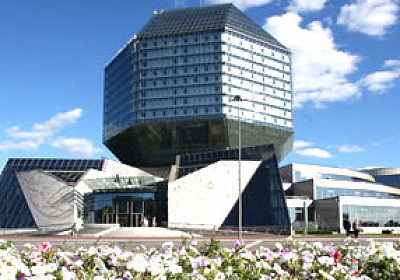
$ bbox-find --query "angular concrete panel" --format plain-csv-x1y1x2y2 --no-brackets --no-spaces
17,171,75,231
168,160,261,230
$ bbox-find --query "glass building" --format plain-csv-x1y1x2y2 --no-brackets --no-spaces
363,168,400,189
281,163,400,233
83,176,167,227
104,4,294,167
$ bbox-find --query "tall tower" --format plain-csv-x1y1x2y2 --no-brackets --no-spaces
103,4,294,167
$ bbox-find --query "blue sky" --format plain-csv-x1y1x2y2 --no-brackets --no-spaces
0,0,399,170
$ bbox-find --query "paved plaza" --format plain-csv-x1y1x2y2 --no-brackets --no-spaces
1,227,400,251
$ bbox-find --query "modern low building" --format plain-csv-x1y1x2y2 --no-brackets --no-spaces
281,163,400,233
0,145,291,234
0,158,163,230
363,168,400,189
103,3,294,167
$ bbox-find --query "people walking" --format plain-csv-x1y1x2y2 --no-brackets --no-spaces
343,217,351,237
353,219,360,238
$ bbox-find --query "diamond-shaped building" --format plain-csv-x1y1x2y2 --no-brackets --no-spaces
103,4,294,167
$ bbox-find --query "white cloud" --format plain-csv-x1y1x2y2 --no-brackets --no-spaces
205,0,273,10
362,70,400,91
0,140,39,152
336,144,365,153
0,108,85,152
384,59,400,67
361,59,400,92
6,108,82,143
337,0,399,36
264,13,361,108
288,0,329,12
50,137,101,157
293,140,313,149
296,148,333,158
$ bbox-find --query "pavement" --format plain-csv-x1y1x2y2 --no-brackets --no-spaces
1,227,400,251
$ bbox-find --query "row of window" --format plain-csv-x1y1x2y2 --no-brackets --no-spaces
141,65,220,77
227,43,288,65
140,77,221,89
140,54,220,68
139,34,220,49
316,186,400,200
138,106,221,118
226,30,289,55
343,205,400,227
140,43,220,58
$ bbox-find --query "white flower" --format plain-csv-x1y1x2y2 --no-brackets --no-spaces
61,267,76,280
31,264,47,276
319,269,335,280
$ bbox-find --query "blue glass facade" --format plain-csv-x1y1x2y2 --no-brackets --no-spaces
343,205,400,227
84,189,167,227
103,42,136,141
316,186,400,200
374,175,400,189
103,4,294,167
0,158,104,228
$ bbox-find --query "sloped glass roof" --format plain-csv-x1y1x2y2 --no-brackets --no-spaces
138,4,284,47
83,176,161,192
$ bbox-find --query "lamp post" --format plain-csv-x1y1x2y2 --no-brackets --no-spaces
232,95,243,239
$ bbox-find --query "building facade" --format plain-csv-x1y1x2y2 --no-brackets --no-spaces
363,168,400,189
104,4,294,167
0,158,163,230
281,163,400,233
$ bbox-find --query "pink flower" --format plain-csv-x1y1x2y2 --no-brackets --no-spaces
333,251,342,263
38,242,51,253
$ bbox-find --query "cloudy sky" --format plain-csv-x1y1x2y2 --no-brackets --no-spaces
0,0,399,169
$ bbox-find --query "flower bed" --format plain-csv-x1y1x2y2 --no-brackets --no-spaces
1,238,400,279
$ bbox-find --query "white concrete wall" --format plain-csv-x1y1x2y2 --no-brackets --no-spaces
168,160,260,230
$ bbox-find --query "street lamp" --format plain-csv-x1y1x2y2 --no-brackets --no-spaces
231,95,243,239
